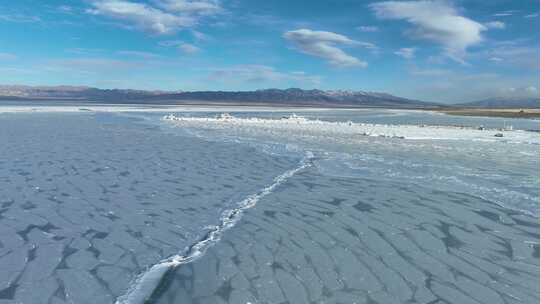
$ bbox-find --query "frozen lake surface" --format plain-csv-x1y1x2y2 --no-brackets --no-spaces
1,106,540,304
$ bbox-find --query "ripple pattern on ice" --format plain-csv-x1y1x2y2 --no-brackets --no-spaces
115,154,312,304
0,113,297,304
152,170,540,304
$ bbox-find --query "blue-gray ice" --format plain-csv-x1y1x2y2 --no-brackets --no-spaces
1,108,540,304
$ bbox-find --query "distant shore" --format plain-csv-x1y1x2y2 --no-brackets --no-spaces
2,100,539,119
438,108,540,119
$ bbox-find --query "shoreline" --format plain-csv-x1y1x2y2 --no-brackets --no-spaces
2,102,540,119
0,104,435,114
0,98,438,111
438,108,540,119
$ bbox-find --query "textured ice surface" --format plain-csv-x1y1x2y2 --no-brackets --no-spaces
0,112,297,303
1,108,540,304
164,114,540,216
154,170,540,304
115,154,312,304
156,111,540,304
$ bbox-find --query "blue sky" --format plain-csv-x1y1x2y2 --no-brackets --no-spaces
0,0,539,103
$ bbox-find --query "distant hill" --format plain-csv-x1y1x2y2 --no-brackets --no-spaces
0,85,168,101
0,85,439,109
461,97,540,109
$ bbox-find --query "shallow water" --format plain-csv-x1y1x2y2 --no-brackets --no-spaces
1,108,540,304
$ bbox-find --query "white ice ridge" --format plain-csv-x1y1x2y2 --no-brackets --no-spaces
114,154,313,304
163,113,540,144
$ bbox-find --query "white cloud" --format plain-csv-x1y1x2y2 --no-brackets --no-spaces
192,30,210,41
116,50,161,58
58,5,74,13
357,25,379,32
405,63,540,102
493,13,512,17
489,56,503,62
49,58,138,73
485,21,505,29
0,14,41,23
65,48,105,55
525,86,538,93
525,13,539,18
87,0,217,34
0,53,17,60
498,86,540,98
487,45,540,70
394,47,416,59
283,29,369,67
409,68,451,77
154,0,222,15
178,43,200,54
370,0,486,63
159,40,183,47
208,65,321,85
159,40,200,53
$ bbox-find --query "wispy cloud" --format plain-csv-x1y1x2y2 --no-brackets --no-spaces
58,5,74,13
159,40,183,47
0,52,17,60
403,68,520,102
525,86,538,94
65,48,105,55
370,0,486,63
207,65,321,85
87,0,193,34
0,13,41,23
409,68,451,77
192,30,210,41
394,47,416,59
486,44,540,70
178,43,200,54
357,25,379,32
159,40,200,54
485,21,505,29
525,13,539,18
116,50,161,58
498,86,540,98
283,29,370,67
87,0,221,34
489,56,503,62
49,58,138,72
154,0,222,15
0,67,36,75
404,61,540,102
493,10,518,17
239,13,307,29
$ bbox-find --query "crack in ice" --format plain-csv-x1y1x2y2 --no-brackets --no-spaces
114,153,313,304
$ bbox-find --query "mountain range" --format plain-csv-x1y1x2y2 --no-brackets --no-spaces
0,85,438,109
1,85,539,109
